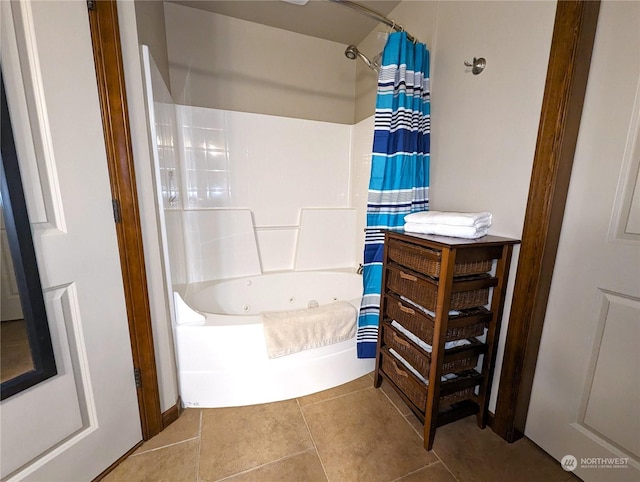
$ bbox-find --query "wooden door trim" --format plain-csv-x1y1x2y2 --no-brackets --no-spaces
491,0,601,441
84,0,601,446
87,0,162,440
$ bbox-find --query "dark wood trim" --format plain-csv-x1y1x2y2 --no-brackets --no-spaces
83,0,601,451
492,0,600,442
486,411,495,429
162,397,183,429
87,0,162,440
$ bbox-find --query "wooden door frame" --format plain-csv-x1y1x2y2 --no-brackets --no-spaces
86,0,600,444
87,0,162,440
491,0,600,441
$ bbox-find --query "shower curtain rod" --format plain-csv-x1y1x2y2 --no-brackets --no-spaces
327,0,417,43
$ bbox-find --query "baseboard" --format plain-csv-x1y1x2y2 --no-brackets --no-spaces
93,397,183,480
92,441,143,481
162,396,183,429
487,410,524,442
486,410,495,428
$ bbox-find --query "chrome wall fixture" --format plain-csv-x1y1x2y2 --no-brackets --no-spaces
344,45,380,73
464,57,486,75
327,0,423,74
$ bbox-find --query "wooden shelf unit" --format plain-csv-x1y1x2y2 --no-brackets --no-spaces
373,231,520,450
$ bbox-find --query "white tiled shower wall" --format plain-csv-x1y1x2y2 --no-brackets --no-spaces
176,106,352,223
155,103,374,282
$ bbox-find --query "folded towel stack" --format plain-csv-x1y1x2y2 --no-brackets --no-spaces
403,210,492,239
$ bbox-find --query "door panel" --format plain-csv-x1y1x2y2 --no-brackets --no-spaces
581,291,640,459
0,1,141,480
526,2,640,481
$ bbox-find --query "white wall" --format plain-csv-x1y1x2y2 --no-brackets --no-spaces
172,105,357,278
350,115,375,260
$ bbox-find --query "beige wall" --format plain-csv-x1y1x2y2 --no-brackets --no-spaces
426,1,556,411
353,0,557,410
164,2,357,124
134,0,171,90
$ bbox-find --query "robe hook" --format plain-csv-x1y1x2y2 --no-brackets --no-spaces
464,57,486,75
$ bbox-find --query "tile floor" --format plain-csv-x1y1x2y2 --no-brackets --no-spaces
105,373,578,482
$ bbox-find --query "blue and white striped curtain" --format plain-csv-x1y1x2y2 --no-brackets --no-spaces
357,32,431,358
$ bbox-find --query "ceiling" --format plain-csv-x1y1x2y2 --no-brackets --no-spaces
166,0,401,45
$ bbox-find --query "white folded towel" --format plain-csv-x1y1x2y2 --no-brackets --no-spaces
388,348,459,384
390,320,471,353
404,210,492,228
404,222,488,239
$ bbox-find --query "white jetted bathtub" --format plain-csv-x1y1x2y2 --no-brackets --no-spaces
173,270,375,408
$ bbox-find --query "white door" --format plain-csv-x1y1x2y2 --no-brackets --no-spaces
526,2,640,481
0,1,141,480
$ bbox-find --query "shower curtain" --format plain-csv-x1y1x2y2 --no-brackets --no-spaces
357,32,430,358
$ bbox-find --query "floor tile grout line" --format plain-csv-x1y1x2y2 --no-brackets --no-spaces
195,409,203,482
379,386,414,421
212,448,317,482
380,388,461,482
296,398,331,482
431,448,460,482
390,461,441,482
378,386,461,482
405,417,427,441
298,385,374,409
130,436,200,457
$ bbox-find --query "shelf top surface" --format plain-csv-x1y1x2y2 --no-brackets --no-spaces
386,230,521,248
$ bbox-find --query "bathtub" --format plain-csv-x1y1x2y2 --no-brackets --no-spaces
173,270,375,408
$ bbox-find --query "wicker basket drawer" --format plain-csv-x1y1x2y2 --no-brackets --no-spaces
384,294,487,344
380,349,475,410
386,265,490,312
381,321,481,377
387,239,492,279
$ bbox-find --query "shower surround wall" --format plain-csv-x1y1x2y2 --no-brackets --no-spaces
157,2,368,283
173,105,357,279
147,53,362,283
144,43,376,411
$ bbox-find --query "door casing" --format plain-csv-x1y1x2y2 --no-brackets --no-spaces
90,0,600,445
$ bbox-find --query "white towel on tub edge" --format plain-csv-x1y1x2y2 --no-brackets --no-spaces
262,301,357,359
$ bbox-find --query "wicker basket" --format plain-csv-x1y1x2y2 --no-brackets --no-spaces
382,322,480,377
384,295,487,344
381,349,475,410
387,239,492,279
386,266,489,312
